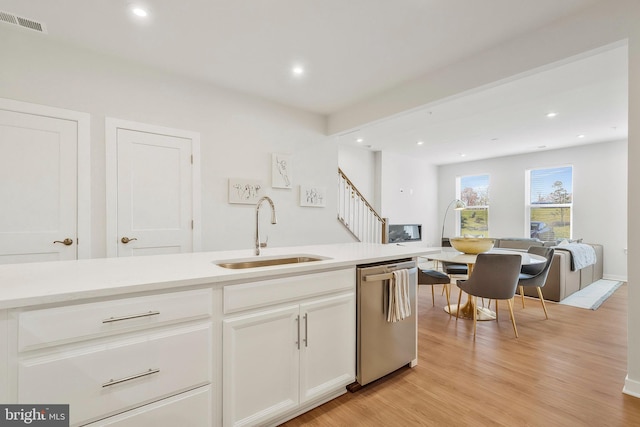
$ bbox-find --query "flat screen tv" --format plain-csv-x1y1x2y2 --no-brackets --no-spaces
388,224,422,243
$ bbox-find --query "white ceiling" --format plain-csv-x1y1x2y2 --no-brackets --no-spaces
1,0,626,164
339,44,628,164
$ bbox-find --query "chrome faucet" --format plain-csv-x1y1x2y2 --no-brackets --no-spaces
255,196,277,255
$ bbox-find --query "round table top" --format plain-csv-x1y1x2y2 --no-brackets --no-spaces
424,248,546,266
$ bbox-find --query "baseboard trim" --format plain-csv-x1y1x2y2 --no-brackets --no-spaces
603,274,627,282
623,375,640,398
266,387,347,426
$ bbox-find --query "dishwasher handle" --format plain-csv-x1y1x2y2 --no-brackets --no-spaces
362,266,417,282
362,272,394,282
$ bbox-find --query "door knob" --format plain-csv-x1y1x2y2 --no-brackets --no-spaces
53,238,73,246
121,237,138,244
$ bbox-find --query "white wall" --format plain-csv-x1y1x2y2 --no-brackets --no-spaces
626,16,640,397
337,148,439,246
0,26,352,257
438,140,628,280
337,145,377,206
378,151,439,246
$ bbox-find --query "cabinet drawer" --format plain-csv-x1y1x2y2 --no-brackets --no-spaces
18,289,212,350
18,323,211,426
224,268,355,314
83,385,211,427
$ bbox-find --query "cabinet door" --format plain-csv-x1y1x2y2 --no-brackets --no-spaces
223,305,300,427
299,293,355,404
0,310,7,403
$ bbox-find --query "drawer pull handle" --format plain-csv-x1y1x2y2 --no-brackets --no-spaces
102,368,160,388
102,310,160,323
303,313,308,347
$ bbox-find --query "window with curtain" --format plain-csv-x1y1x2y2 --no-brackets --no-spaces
527,166,573,241
457,174,489,237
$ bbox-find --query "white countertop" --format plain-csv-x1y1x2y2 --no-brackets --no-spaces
0,243,439,309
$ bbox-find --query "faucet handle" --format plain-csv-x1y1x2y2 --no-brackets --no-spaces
260,235,269,248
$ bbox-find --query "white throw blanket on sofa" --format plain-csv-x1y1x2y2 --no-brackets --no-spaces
555,243,597,271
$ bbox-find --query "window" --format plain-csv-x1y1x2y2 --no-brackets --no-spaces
457,174,489,237
527,166,572,241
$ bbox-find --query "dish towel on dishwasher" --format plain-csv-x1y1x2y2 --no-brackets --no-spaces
387,269,411,322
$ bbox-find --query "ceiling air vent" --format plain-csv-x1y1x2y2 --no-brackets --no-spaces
0,10,47,33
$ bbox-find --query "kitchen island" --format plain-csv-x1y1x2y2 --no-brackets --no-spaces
0,242,437,426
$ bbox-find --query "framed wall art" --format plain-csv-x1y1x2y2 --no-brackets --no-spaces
272,153,292,189
300,185,326,207
228,178,264,204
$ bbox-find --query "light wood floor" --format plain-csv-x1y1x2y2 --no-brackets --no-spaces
281,283,640,426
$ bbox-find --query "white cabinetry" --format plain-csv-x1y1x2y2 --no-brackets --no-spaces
222,268,355,427
0,309,8,403
13,289,213,426
83,386,212,427
299,294,354,403
223,304,300,425
17,289,212,351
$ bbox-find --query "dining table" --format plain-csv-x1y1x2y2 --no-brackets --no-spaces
423,248,546,321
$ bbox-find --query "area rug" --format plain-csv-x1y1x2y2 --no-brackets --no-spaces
559,279,623,310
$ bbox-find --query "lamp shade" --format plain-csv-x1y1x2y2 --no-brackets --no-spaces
441,199,467,244
452,199,466,210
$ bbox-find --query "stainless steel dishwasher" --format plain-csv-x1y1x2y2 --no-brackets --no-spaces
352,258,417,388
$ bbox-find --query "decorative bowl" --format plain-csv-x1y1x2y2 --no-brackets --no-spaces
450,237,495,254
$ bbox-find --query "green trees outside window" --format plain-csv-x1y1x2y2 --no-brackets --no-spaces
458,174,489,237
528,166,573,240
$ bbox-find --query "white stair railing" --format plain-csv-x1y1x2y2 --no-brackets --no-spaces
337,168,388,243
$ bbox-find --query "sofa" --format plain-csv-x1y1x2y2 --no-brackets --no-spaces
493,238,603,302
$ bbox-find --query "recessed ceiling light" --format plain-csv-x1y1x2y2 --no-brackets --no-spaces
546,112,557,118
416,141,424,146
131,7,148,17
356,138,364,143
292,65,304,77
577,134,585,138
459,153,466,157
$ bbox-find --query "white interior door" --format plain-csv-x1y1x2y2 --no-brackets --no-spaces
0,109,78,263
107,119,200,257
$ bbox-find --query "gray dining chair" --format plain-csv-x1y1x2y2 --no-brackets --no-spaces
456,253,522,338
518,246,555,319
418,268,451,312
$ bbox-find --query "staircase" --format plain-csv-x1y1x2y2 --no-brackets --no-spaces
337,168,388,243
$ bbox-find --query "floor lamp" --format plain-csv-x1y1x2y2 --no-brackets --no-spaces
441,199,466,245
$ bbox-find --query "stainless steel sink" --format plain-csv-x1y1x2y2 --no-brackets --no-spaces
216,255,328,269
